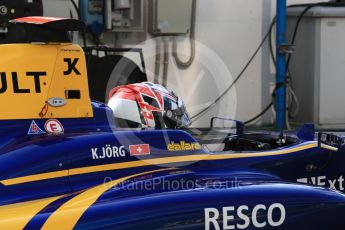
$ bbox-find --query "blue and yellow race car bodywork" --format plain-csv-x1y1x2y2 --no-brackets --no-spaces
0,17,345,230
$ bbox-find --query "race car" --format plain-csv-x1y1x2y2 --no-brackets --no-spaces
0,16,344,230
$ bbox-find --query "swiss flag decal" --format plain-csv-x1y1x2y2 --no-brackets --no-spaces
129,144,150,156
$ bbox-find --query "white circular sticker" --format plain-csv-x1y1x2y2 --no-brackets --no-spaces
0,6,8,16
44,119,64,134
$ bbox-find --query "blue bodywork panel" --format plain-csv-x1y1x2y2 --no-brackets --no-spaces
0,102,345,229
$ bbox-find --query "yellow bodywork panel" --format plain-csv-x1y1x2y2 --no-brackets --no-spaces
0,43,93,119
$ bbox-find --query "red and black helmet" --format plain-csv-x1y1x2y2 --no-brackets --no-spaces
108,82,192,129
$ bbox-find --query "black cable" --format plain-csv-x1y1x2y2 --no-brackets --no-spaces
244,102,273,125
286,2,345,69
269,16,298,119
191,19,276,121
69,0,87,48
239,17,277,126
283,2,345,119
69,0,81,19
245,86,276,126
268,17,277,69
238,2,345,126
208,3,317,125
195,2,345,125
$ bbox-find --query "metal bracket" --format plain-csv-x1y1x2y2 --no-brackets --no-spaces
278,43,296,54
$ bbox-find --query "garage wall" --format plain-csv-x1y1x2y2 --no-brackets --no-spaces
43,0,322,127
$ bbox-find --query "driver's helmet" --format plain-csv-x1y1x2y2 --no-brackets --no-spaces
108,82,192,129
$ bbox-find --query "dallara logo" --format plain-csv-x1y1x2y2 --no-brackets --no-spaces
167,141,202,151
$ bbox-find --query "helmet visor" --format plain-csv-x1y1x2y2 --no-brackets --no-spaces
164,96,192,128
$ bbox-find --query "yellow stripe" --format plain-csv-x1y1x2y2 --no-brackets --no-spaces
1,170,68,186
205,143,317,160
0,195,63,229
42,168,175,230
0,142,318,186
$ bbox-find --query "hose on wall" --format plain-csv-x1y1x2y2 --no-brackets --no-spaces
154,38,162,84
162,38,170,87
172,0,197,69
